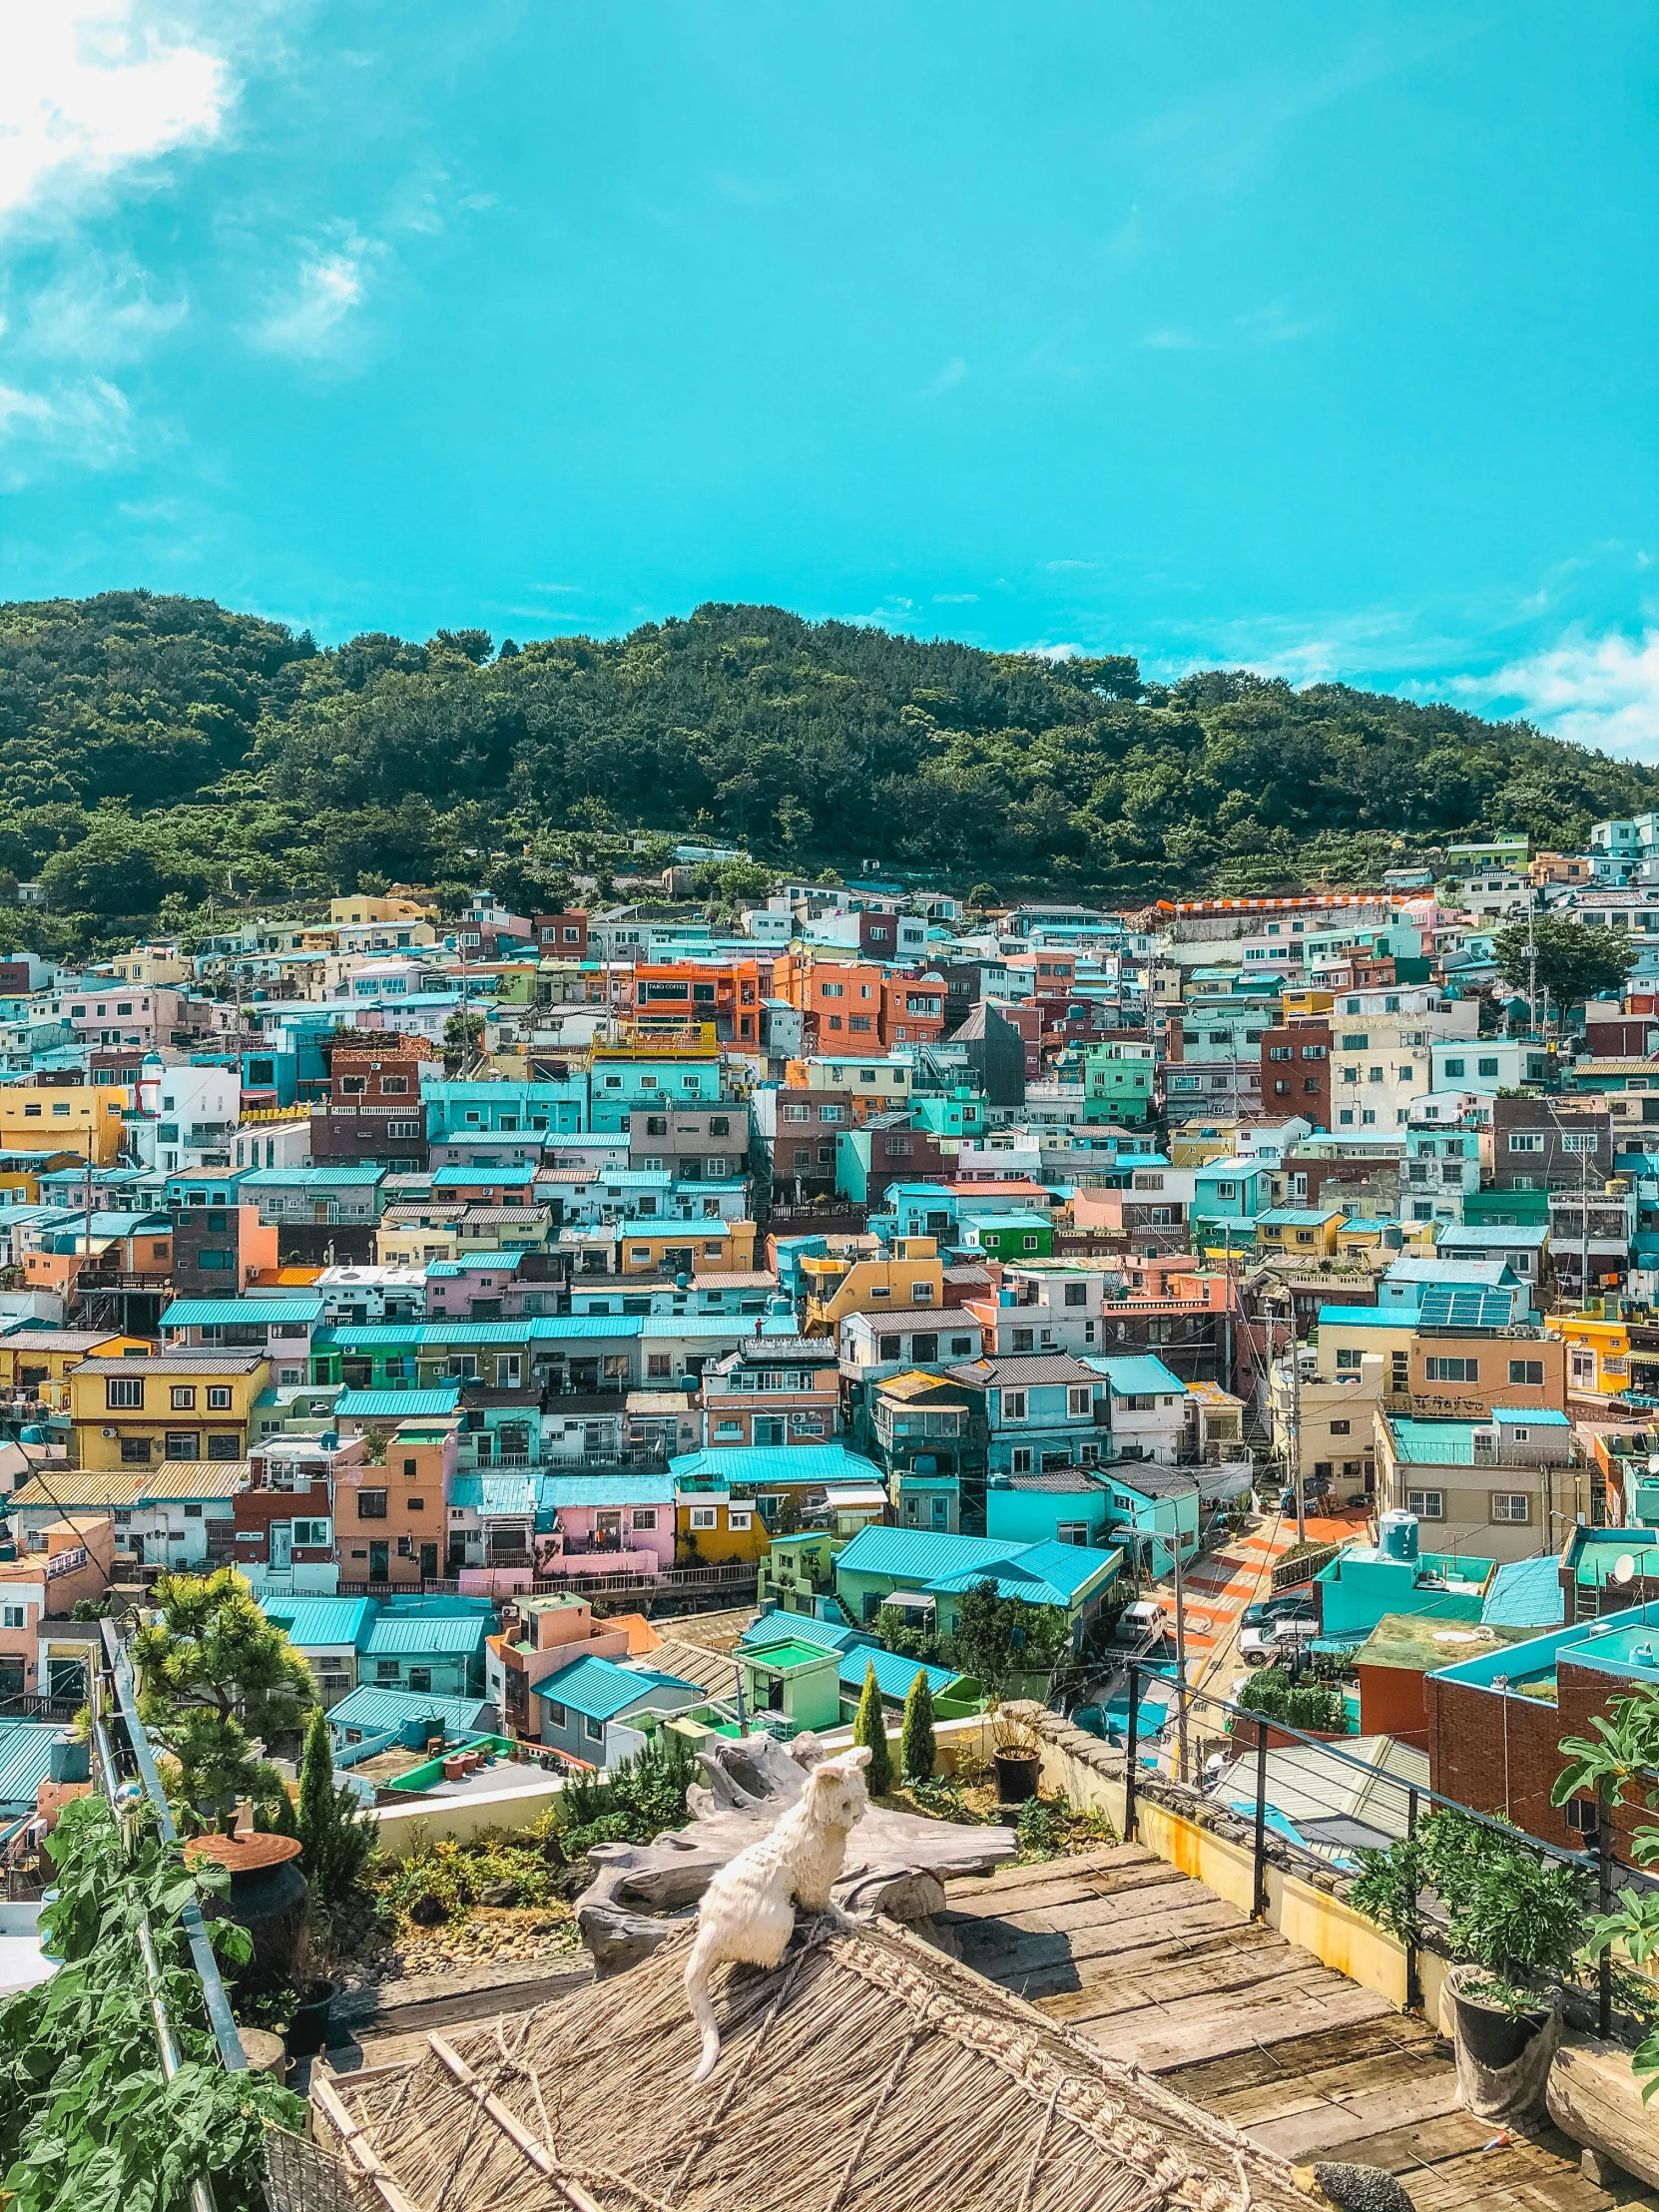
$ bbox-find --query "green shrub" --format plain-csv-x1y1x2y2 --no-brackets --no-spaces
1234,1667,1348,1735
899,1671,936,1783
852,1664,893,1796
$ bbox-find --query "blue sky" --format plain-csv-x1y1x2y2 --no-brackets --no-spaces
3,2,1656,752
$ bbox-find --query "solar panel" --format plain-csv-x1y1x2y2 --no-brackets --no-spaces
1417,1284,1511,1329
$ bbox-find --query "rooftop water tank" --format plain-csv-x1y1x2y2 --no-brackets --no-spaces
1379,1508,1420,1563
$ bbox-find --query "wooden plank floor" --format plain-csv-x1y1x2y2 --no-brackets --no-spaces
940,1846,1659,2212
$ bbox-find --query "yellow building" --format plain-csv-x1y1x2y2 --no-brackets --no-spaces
618,1220,759,1276
1256,1208,1347,1257
1556,1305,1632,1405
1281,989,1336,1019
1168,1119,1240,1168
0,1085,132,1164
376,1209,466,1268
801,1235,945,1334
67,1350,270,1471
0,1329,150,1410
106,945,189,987
328,894,435,925
675,1486,768,1567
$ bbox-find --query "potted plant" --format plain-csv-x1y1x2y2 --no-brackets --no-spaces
990,1703,1042,1807
1355,1810,1588,2092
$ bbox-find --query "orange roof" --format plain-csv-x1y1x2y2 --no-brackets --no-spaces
606,1611,662,1657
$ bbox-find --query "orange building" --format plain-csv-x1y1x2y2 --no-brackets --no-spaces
331,1415,458,1586
624,961,765,1045
775,950,886,1048
879,973,947,1049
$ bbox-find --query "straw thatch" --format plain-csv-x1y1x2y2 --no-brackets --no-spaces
312,1915,1324,2212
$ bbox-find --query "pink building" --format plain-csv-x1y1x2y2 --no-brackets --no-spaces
0,1515,116,1703
486,1592,647,1740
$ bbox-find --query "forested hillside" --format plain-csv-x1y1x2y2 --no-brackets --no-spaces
0,590,1650,950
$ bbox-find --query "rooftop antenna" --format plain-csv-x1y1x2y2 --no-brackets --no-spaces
1610,1552,1637,1589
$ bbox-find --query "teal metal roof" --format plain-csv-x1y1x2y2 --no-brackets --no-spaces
261,1597,375,1649
741,1612,860,1657
1482,1556,1567,1631
242,1165,385,1187
836,1647,957,1702
0,1722,60,1814
669,1443,883,1488
833,1526,1033,1582
540,1472,676,1509
532,1654,700,1721
333,1386,462,1418
1315,1306,1398,1330
433,1164,538,1186
448,1472,538,1515
361,1613,490,1656
327,1685,495,1737
163,1295,325,1326
1387,1420,1482,1465
1082,1354,1186,1396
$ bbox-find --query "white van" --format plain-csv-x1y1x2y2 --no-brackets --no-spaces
1115,1599,1166,1642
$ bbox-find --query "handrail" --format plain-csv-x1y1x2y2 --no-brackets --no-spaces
86,1670,220,2212
99,1619,247,2070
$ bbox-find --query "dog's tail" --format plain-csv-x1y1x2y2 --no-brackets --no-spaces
684,1924,723,2084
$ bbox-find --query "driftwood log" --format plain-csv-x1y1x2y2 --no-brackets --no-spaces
1545,2032,1659,2188
575,1729,1016,1974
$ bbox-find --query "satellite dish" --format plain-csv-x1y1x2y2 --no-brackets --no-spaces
1610,1553,1638,1587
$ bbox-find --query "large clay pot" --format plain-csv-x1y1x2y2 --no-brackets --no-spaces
185,1832,307,1992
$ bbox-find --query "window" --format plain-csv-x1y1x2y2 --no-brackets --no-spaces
632,1508,657,1530
171,1385,197,1410
1334,1347,1362,1371
1341,1033,1369,1050
1010,1447,1033,1473
292,1519,328,1545
584,1715,604,1743
207,1434,241,1460
950,1335,973,1355
1508,1359,1544,1385
1,1605,24,1628
208,1385,232,1409
1443,1058,1465,1079
1068,1386,1092,1416
120,1436,151,1463
1064,1282,1088,1308
106,1376,145,1409
1406,1489,1444,1519
1425,1357,1478,1382
165,1430,200,1459
1491,1493,1530,1523
1002,1390,1027,1420
544,1700,567,1729
690,1506,718,1530
1329,1418,1351,1436
1508,1132,1544,1153
376,1661,401,1683
729,1507,753,1530
357,1489,387,1519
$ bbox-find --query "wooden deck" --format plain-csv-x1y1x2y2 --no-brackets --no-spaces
940,1845,1659,2212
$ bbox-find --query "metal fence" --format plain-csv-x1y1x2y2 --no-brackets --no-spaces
1119,1665,1652,2037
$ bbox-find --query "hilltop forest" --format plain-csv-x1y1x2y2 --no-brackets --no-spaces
0,590,1650,952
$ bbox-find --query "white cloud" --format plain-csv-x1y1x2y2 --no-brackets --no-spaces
917,355,967,400
0,373,131,482
252,229,378,357
1448,632,1659,761
1024,643,1082,662
0,1,231,228
26,250,188,360
1138,326,1200,350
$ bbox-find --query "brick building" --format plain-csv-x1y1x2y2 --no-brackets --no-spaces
1260,1020,1332,1125
309,1033,436,1171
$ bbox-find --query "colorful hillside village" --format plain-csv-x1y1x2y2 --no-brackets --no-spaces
6,851,1659,2206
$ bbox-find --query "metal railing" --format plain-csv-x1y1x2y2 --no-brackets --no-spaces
1119,1666,1648,2039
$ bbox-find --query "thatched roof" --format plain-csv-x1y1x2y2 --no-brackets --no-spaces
313,1916,1322,2212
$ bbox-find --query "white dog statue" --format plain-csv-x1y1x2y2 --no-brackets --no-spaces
683,1744,872,2082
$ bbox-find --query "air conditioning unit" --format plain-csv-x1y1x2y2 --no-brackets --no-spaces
102,1426,119,1438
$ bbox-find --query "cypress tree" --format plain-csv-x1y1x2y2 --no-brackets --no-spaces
899,1670,936,1784
296,1707,338,1897
852,1662,893,1797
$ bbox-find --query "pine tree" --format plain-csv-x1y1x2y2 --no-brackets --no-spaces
852,1662,893,1797
296,1706,372,1907
899,1670,936,1784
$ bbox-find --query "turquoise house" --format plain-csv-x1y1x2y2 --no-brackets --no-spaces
1191,1161,1273,1232
832,1524,1122,1644
1316,1540,1495,1643
986,1470,1112,1548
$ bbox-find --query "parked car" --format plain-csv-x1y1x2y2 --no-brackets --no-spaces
1242,1592,1319,1630
1238,1616,1320,1667
1114,1599,1166,1642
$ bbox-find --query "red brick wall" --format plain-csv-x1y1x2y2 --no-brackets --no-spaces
1425,1662,1649,1857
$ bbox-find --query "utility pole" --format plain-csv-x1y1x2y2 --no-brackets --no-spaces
1281,1287,1305,1541
1172,1510,1189,1785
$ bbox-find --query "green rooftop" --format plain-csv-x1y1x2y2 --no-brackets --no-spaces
743,1639,834,1672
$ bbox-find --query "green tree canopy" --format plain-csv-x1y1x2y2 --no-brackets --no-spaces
1491,914,1638,1015
132,1569,314,1814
